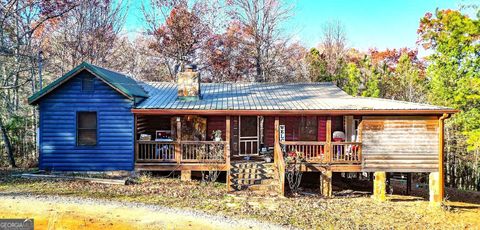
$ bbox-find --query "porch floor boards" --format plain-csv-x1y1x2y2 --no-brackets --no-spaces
135,162,362,172
135,163,229,171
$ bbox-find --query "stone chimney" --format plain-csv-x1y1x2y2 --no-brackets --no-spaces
177,64,201,101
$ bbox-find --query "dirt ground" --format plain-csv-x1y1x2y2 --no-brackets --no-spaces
0,195,285,230
1,169,480,229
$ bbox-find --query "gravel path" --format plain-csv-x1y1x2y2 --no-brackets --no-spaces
0,193,292,230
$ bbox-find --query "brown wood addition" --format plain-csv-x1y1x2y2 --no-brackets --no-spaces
361,116,440,172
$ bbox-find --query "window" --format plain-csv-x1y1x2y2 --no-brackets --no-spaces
298,116,317,141
77,112,97,146
82,77,94,92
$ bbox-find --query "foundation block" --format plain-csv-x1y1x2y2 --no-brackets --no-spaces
429,172,442,205
181,170,192,181
373,171,386,202
320,171,333,197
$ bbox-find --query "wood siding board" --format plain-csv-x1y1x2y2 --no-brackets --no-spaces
207,116,227,140
361,116,439,172
317,116,327,141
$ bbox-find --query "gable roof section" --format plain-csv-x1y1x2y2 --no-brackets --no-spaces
28,62,148,105
135,82,456,114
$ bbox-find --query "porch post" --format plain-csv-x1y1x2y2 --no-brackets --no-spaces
274,116,279,147
326,116,332,162
226,116,231,191
431,113,447,205
438,114,446,201
274,116,285,196
175,116,182,164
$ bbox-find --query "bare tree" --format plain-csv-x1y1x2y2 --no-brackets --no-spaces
108,36,172,82
319,20,347,82
0,0,77,167
227,0,293,82
40,0,127,77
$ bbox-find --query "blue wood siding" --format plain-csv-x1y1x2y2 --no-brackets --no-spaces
38,70,134,171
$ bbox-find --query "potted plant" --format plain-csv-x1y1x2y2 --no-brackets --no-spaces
212,130,222,141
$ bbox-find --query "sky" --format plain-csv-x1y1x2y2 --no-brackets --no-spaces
123,0,464,53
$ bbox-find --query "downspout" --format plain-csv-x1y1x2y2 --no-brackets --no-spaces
36,50,43,165
439,113,451,200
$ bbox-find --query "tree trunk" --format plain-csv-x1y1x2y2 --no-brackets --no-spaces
255,55,262,82
0,117,16,167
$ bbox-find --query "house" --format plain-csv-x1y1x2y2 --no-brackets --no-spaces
28,62,457,203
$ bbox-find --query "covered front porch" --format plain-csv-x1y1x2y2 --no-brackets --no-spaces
133,113,363,172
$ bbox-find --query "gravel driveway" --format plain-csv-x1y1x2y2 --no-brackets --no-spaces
0,193,292,230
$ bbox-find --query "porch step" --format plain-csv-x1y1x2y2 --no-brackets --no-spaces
231,183,279,191
231,168,275,174
231,178,276,185
229,162,280,195
231,173,274,180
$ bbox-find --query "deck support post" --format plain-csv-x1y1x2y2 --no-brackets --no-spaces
181,170,191,181
373,171,386,202
429,172,441,205
320,170,332,197
226,116,231,191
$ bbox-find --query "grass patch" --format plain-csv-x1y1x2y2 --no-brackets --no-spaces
1,169,479,229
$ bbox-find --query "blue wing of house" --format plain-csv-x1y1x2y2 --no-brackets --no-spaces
28,62,147,171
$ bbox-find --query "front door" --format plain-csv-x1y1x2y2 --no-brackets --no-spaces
239,116,259,156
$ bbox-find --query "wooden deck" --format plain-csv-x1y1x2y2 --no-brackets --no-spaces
135,140,362,171
134,115,363,173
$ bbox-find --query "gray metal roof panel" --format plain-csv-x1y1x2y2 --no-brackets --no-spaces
135,82,454,111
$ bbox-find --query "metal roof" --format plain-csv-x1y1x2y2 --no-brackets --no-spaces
28,62,148,104
136,82,455,112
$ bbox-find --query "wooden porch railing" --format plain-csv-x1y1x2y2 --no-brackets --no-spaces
281,141,328,163
279,141,362,164
136,141,176,162
181,141,227,163
331,142,362,163
136,140,227,164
